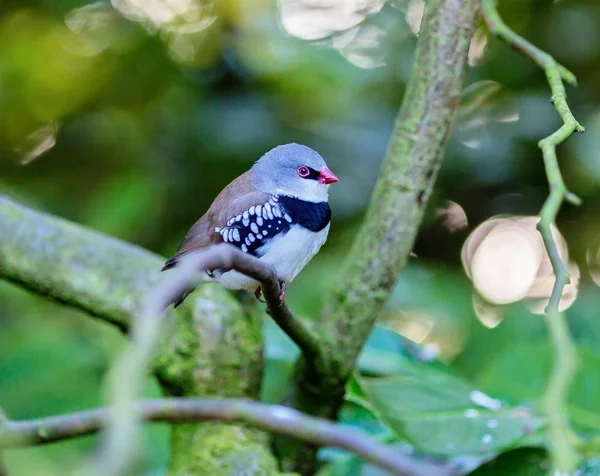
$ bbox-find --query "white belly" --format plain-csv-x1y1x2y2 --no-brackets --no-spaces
216,224,330,291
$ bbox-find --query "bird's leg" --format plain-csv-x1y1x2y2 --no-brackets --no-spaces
254,282,286,304
254,286,266,303
278,280,287,302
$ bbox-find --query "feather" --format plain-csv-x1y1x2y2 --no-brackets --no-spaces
161,172,269,271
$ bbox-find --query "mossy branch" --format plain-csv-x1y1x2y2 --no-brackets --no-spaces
0,398,414,476
0,196,160,332
319,0,478,383
83,245,325,476
277,0,479,472
0,196,277,475
480,0,583,473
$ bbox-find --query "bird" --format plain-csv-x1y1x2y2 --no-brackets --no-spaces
162,143,339,307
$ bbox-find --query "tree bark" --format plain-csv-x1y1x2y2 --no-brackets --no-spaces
0,196,280,475
278,0,479,473
0,0,479,473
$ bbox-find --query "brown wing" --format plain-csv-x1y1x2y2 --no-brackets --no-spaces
162,171,269,271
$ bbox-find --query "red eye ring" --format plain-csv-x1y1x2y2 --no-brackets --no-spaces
297,166,310,177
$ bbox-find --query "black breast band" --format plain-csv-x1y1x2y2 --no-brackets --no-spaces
278,195,331,232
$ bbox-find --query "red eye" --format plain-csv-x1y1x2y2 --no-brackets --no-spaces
297,166,310,177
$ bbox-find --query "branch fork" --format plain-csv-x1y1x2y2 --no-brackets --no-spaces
173,244,325,362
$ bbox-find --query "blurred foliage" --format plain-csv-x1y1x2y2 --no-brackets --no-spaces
2,0,600,474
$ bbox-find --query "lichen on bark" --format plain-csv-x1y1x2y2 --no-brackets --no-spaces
0,195,279,475
0,0,482,473
154,288,279,475
318,0,479,388
168,424,281,476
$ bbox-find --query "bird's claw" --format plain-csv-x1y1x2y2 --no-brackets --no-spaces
278,280,287,302
254,282,287,304
254,286,267,303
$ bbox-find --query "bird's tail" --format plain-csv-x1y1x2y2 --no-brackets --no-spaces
172,288,194,308
161,252,214,309
163,277,213,309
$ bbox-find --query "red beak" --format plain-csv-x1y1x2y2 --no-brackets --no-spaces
318,166,339,185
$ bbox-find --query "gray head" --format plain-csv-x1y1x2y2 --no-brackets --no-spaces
250,143,338,202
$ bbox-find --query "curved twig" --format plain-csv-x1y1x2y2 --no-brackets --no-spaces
0,398,414,476
480,1,583,473
164,245,325,361
84,244,324,476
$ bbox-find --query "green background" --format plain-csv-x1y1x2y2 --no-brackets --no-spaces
1,0,600,474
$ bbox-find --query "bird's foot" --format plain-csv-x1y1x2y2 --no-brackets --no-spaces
254,286,267,303
254,282,286,304
278,280,287,303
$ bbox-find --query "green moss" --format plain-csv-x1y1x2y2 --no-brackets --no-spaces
0,197,278,474
154,285,264,398
168,424,282,476
278,1,479,472
316,0,479,386
0,196,162,331
153,285,272,475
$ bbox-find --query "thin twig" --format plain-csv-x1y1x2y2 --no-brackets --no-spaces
172,245,325,361
81,244,324,476
0,398,414,476
480,1,583,473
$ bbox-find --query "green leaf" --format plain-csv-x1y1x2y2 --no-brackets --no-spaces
262,322,452,402
354,368,542,457
467,447,548,475
473,342,600,432
345,374,374,411
357,325,454,377
318,400,397,468
316,456,367,476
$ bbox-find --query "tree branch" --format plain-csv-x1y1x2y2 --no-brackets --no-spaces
318,0,478,385
480,1,583,473
169,245,324,362
76,244,325,475
0,196,155,332
0,195,322,364
0,398,415,476
0,196,279,475
278,0,479,472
